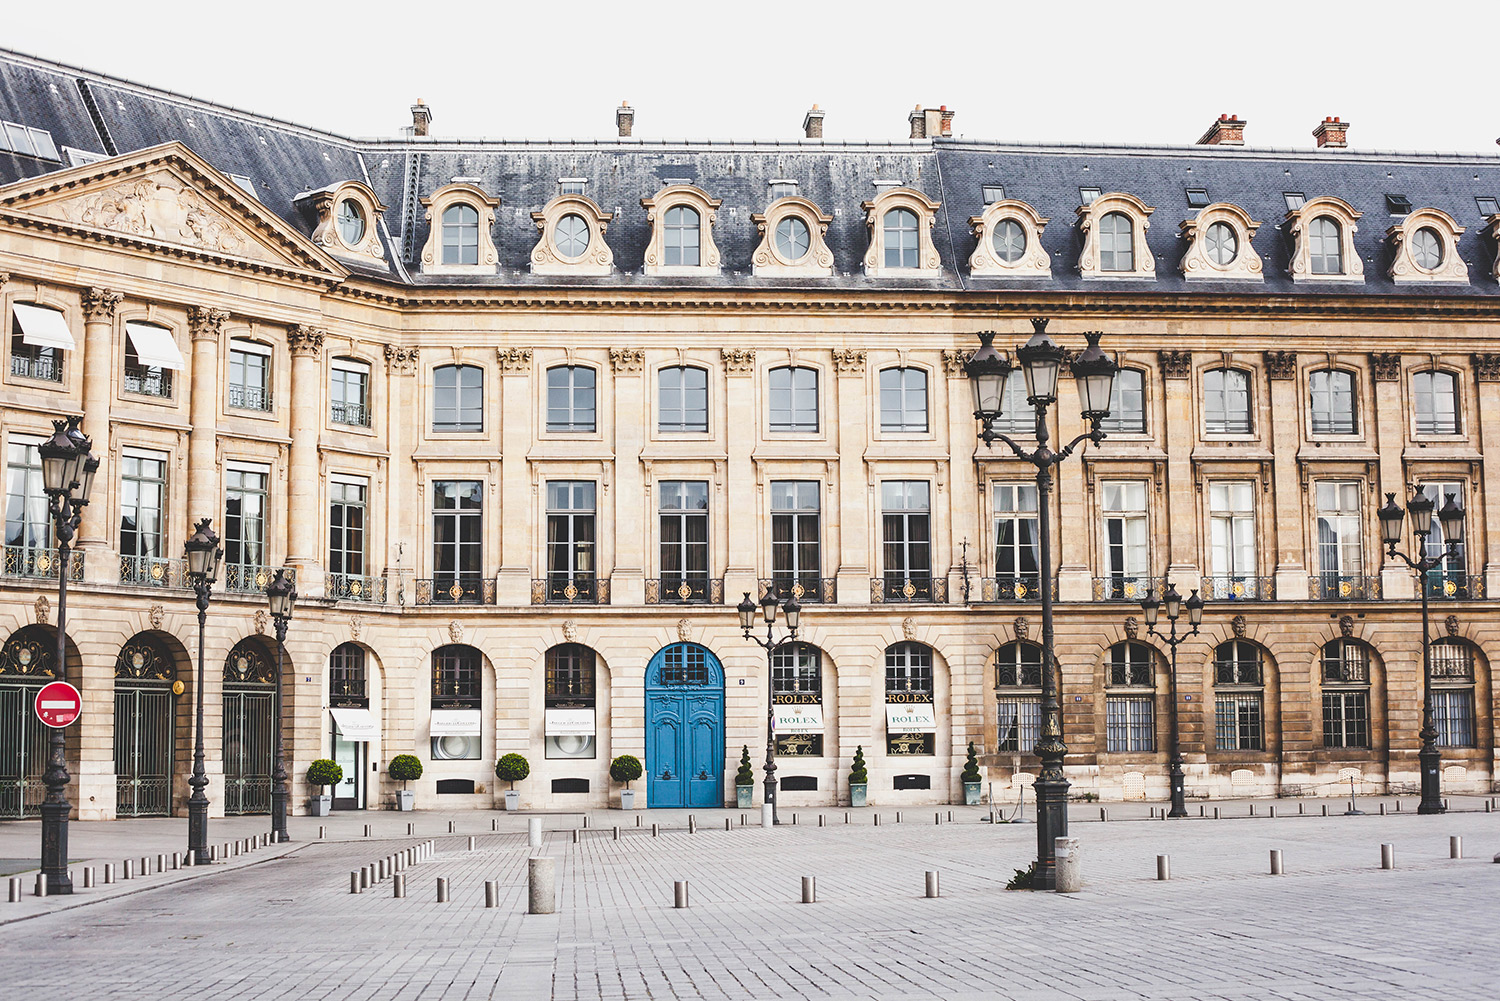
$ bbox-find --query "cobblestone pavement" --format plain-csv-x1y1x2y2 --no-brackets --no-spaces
1,800,1497,1000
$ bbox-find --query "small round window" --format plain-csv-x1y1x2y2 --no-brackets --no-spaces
1204,221,1238,266
992,218,1026,263
774,216,811,261
1412,227,1443,270
336,199,365,246
555,214,590,258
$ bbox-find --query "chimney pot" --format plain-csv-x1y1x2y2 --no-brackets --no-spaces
908,106,926,139
1313,116,1349,149
410,100,432,137
1196,114,1246,146
616,102,634,138
802,105,825,140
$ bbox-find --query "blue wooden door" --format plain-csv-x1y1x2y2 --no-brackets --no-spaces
645,644,724,808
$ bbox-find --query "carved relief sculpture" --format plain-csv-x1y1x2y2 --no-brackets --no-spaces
721,348,756,373
1013,616,1029,642
609,348,645,372
1369,353,1401,382
188,305,229,341
1263,351,1297,380
941,349,971,376
497,347,533,373
1159,350,1192,379
384,344,419,373
831,349,866,373
1472,354,1500,382
286,325,326,359
81,287,123,321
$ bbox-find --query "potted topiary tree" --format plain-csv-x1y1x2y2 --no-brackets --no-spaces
610,754,642,809
961,741,983,806
495,753,530,811
306,758,342,816
735,745,755,808
849,745,869,807
389,753,422,811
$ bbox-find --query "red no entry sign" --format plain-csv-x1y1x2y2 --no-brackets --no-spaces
35,681,82,728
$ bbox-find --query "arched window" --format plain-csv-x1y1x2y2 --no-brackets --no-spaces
768,366,819,433
546,365,596,433
883,208,920,268
1203,368,1252,434
329,643,367,705
431,644,481,760
223,638,276,686
441,204,480,266
1308,217,1342,274
1413,370,1460,435
545,643,597,759
1430,640,1476,748
879,367,928,432
772,642,823,756
658,365,708,433
122,321,178,399
885,642,935,755
1098,212,1134,272
1309,369,1356,435
774,216,811,261
432,364,484,432
1320,639,1370,749
1,625,58,678
9,302,70,383
223,638,275,814
1099,368,1145,433
228,338,273,412
1213,641,1263,751
1105,642,1155,752
994,642,1042,753
664,206,701,267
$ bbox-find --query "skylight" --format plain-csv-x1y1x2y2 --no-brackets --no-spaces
1476,196,1499,217
228,174,260,200
1079,186,1100,205
1283,192,1306,210
982,184,1005,204
1185,187,1209,208
1385,193,1412,214
0,121,59,161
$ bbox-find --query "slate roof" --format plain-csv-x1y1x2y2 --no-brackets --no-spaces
3,46,1499,297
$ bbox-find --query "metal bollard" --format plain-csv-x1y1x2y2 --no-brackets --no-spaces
897,811,902,823
34,873,47,898
528,857,556,914
436,877,449,903
360,866,371,889
761,803,773,829
529,818,542,848
1379,803,1387,816
8,876,21,902
1199,805,1205,817
1054,837,1082,893
571,829,579,844
172,852,181,870
448,820,455,833
948,811,953,822
490,819,496,832
158,853,167,872
935,812,941,825
689,816,696,834
613,826,620,840
319,826,325,839
739,814,745,826
209,846,217,862
1381,844,1395,870
1250,804,1256,816
104,863,115,884
583,816,589,828
140,857,149,876
1270,850,1284,875
1101,807,1108,822
792,814,797,826
1299,802,1304,815
393,874,405,898
365,824,372,838
83,867,95,888
875,814,881,826
924,870,939,898
1322,804,1329,817
1451,836,1463,859
1396,800,1402,812
652,823,660,837
123,859,134,880
350,871,361,893
801,876,816,903
484,879,497,908
468,836,476,851
845,811,850,824
673,880,689,909
638,815,643,827
1269,806,1276,818
1156,855,1171,881
1213,807,1221,820
725,818,731,831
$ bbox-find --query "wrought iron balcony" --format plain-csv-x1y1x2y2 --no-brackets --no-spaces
9,350,62,382
119,555,189,588
415,576,496,605
1203,575,1276,601
224,563,293,594
330,401,371,428
757,576,836,604
532,575,611,605
328,573,387,603
1424,571,1483,601
976,574,1050,602
227,383,273,412
646,575,724,605
123,364,173,398
2,545,84,581
872,575,948,603
1092,575,1164,602
1308,574,1380,601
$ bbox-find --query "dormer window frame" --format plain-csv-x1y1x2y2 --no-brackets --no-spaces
419,182,501,275
1286,196,1363,284
640,184,723,276
861,187,943,279
299,180,388,266
1077,192,1156,280
968,199,1051,278
557,178,588,197
530,194,615,276
1179,203,1263,282
1387,207,1469,284
750,196,834,277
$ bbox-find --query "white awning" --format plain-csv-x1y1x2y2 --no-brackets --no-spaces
430,708,481,737
544,708,596,737
12,303,75,350
885,701,938,734
125,323,185,371
330,707,379,741
775,702,824,734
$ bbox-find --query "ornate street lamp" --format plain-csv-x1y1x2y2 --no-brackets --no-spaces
964,320,1118,890
267,569,297,843
36,416,96,895
738,588,801,825
184,517,222,863
1140,582,1206,817
1377,488,1465,814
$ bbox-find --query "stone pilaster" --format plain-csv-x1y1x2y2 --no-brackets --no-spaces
943,348,979,604
1371,354,1412,599
187,307,228,532
497,347,533,604
1267,357,1310,600
832,349,869,604
609,349,646,604
382,346,419,604
286,325,325,595
1472,355,1500,596
722,348,757,600
78,287,123,583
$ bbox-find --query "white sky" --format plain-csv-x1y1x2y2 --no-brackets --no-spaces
5,0,1496,152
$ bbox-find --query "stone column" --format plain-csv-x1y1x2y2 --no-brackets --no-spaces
186,307,227,533
722,349,757,600
832,350,869,605
942,349,980,602
1161,357,1201,595
1266,351,1309,601
1473,354,1500,596
382,347,418,603
497,348,534,605
609,349,646,605
285,325,325,596
77,287,122,583
1370,353,1411,600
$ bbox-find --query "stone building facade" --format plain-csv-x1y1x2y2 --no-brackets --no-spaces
2,50,1499,819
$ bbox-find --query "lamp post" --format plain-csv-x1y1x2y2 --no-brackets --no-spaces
1140,583,1204,818
736,588,801,826
36,416,98,895
184,517,223,863
964,320,1118,890
267,569,296,843
1377,488,1465,815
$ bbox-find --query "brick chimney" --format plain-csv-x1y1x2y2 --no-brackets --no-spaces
410,99,431,137
802,104,824,139
908,104,954,139
1196,113,1246,146
616,101,634,138
1313,116,1349,149
908,105,926,139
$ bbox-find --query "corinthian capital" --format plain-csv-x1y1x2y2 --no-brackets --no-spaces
187,306,230,341
82,287,124,322
287,325,326,359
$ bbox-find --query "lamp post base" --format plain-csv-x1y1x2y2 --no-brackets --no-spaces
188,797,210,864
1032,770,1070,891
1417,745,1444,814
39,799,74,895
1168,758,1188,818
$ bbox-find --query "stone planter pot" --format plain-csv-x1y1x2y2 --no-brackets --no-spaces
850,782,868,808
619,789,635,810
963,780,982,806
308,794,331,817
504,790,521,811
396,790,415,812
736,784,754,809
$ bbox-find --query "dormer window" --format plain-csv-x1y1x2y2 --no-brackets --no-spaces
1477,196,1499,217
1309,217,1342,274
768,180,798,201
982,185,1005,204
1388,208,1468,284
443,205,479,265
665,207,700,266
419,183,500,275
968,199,1051,278
1077,193,1155,280
1098,213,1133,271
751,195,834,277
642,185,722,275
531,195,614,275
1284,192,1306,210
1286,197,1362,283
0,122,59,161
1180,203,1262,281
337,199,365,245
861,188,942,278
884,209,919,267
297,180,387,266
1185,187,1210,209
558,179,587,196
1385,193,1412,215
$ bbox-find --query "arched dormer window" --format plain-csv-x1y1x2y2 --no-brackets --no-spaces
862,187,942,278
1077,192,1155,279
751,196,834,277
1286,196,1362,283
1309,369,1357,435
1388,208,1469,284
1179,203,1262,281
296,180,387,267
641,185,721,276
968,199,1051,278
1213,640,1264,751
419,183,500,275
1319,639,1371,749
1203,368,1253,434
530,195,614,276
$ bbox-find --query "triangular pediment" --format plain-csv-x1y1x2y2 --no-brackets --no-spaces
0,141,347,281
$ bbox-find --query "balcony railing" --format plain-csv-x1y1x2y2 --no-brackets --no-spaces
415,576,496,605
872,575,948,603
10,352,62,382
977,574,1050,602
3,545,84,581
328,573,387,603
1092,575,1164,602
330,401,371,428
224,563,293,594
757,576,836,604
646,575,724,605
1425,571,1483,601
119,555,189,588
1203,575,1276,601
228,383,273,412
123,365,173,398
1309,574,1381,601
532,576,611,605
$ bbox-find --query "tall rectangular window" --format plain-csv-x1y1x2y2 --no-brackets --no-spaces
1315,481,1363,586
1101,481,1149,585
119,453,166,566
658,366,708,433
546,366,596,433
330,359,371,428
329,478,367,581
1105,698,1155,752
1419,481,1466,595
1203,369,1251,434
1433,689,1475,748
224,468,268,570
659,481,709,597
432,481,482,593
992,483,1039,591
1413,370,1460,435
546,481,596,598
879,367,928,432
122,324,175,399
9,305,68,383
1309,370,1356,434
432,365,484,432
1215,695,1263,751
1321,690,1369,749
882,481,931,593
768,367,818,433
4,437,50,556
770,481,820,594
227,339,272,412
1209,482,1256,579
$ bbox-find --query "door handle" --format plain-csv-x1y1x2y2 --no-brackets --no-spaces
660,768,673,780
698,770,709,781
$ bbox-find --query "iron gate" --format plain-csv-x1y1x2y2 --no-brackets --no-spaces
223,687,272,814
114,682,173,816
0,680,47,818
